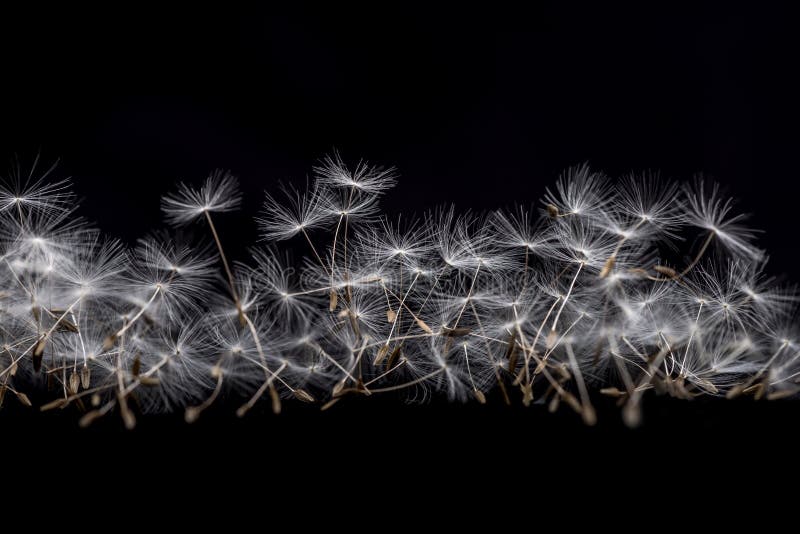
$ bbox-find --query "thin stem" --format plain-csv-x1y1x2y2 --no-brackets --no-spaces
550,261,584,332
204,211,242,313
367,368,444,393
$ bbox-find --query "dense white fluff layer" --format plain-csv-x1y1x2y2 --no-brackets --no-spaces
0,157,795,427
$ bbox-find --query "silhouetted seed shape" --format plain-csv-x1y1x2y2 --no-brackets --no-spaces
132,356,141,377
79,410,103,428
15,391,32,407
184,407,200,423
56,317,79,333
33,338,46,372
270,387,281,414
582,405,597,426
767,389,797,400
416,319,433,334
69,372,80,394
548,394,560,413
386,345,402,371
138,377,160,386
80,365,91,389
599,256,616,278
622,402,642,428
497,379,511,406
654,265,678,279
386,309,396,323
321,398,340,411
473,389,486,404
521,385,533,407
375,345,390,365
120,403,136,430
694,379,718,395
505,333,518,373
726,384,745,399
546,204,559,218
293,389,315,402
753,381,766,401
40,398,69,411
742,383,761,394
356,378,370,395
348,312,361,336
442,326,471,337
329,289,338,312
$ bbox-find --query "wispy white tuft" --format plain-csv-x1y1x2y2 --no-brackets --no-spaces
1,156,796,429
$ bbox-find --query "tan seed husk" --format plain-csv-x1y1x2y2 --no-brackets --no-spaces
69,372,80,394
270,386,281,414
654,265,678,279
375,345,390,365
385,345,403,371
80,365,91,389
15,391,32,407
442,326,471,337
599,256,616,278
416,319,433,334
33,338,46,372
329,289,338,312
293,389,315,403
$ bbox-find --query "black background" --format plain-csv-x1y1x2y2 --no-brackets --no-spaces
2,5,798,496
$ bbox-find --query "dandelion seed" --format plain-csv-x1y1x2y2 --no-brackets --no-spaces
0,156,795,428
161,170,242,226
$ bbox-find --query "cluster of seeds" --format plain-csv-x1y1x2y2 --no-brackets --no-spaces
1,155,796,428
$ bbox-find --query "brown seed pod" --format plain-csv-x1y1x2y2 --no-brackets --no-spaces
385,345,403,371
69,372,80,394
441,326,471,337
654,265,678,279
293,389,315,403
374,345,390,365
416,319,433,334
33,338,47,372
80,365,91,389
15,391,32,407
270,386,281,414
599,256,616,278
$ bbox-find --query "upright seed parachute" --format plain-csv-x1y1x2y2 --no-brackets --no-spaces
0,156,796,428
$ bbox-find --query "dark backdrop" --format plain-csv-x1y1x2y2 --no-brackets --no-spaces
1,5,798,493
